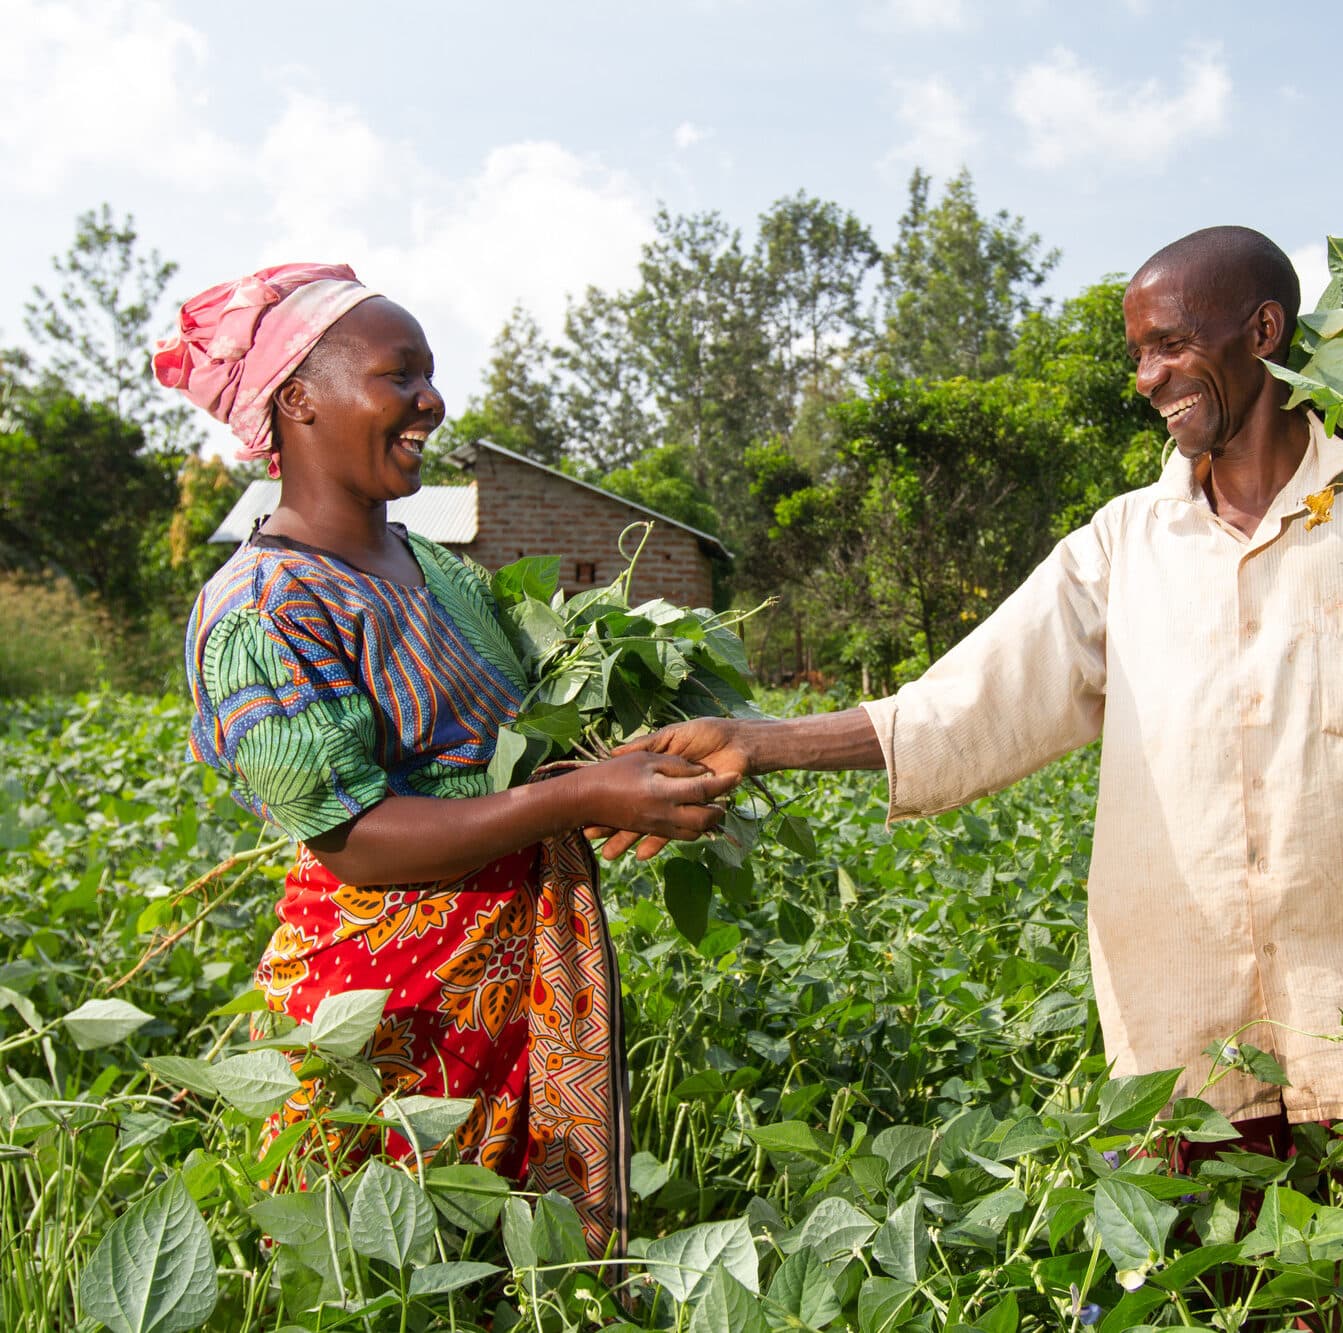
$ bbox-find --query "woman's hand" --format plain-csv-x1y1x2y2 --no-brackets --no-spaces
576,751,739,854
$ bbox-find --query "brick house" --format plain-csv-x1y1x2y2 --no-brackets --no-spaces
210,440,729,607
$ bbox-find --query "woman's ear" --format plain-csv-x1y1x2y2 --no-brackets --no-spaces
273,376,316,427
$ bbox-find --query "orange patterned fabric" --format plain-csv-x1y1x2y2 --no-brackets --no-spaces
254,834,628,1257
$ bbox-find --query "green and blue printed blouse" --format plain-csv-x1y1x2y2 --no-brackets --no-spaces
185,528,526,843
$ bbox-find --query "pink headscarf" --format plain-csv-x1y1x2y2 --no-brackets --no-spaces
153,262,378,475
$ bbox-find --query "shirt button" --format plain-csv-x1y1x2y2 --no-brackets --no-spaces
1252,775,1265,790
1257,857,1270,873
1245,620,1260,636
1264,942,1278,956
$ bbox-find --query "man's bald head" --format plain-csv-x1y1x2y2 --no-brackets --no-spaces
1130,226,1300,363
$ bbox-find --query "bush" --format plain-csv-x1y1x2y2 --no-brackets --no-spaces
0,574,119,696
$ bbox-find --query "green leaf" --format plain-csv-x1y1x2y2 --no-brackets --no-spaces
645,1217,758,1303
777,899,814,945
856,1276,916,1333
382,1094,473,1151
663,856,712,944
767,1247,841,1329
532,1191,588,1264
209,1049,301,1118
207,987,270,1017
786,1197,877,1263
1097,1069,1181,1130
143,1056,218,1098
487,723,531,792
689,1267,768,1333
1146,1242,1241,1291
78,1175,217,1333
250,1190,337,1248
1300,308,1343,340
871,1124,936,1179
408,1261,504,1298
777,814,816,858
1093,1176,1177,1269
349,1159,436,1268
630,1151,671,1198
508,598,568,666
1239,1043,1290,1086
745,1121,829,1159
501,1194,536,1270
976,1291,1018,1333
308,988,389,1057
63,997,153,1051
424,1163,511,1232
872,1196,928,1282
491,555,561,608
836,865,858,907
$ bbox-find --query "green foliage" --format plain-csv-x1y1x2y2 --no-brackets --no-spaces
1265,235,1343,436
598,444,719,533
2,695,1343,1330
878,168,1059,381
17,203,201,454
0,387,177,611
0,573,120,696
484,528,761,790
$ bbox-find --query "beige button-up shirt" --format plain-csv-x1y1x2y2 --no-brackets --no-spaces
862,413,1343,1122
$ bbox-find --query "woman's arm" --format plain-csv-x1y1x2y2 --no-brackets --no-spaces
307,750,738,885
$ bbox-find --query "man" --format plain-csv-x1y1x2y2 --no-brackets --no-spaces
612,226,1343,1146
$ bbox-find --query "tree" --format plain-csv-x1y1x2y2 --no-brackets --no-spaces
628,208,781,537
879,169,1059,381
557,287,655,475
0,385,177,613
1012,279,1165,528
757,192,880,412
599,444,718,535
20,205,200,454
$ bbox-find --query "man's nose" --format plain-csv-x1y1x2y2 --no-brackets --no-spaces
1134,351,1164,399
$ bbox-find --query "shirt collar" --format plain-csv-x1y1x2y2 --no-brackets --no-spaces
1150,412,1342,519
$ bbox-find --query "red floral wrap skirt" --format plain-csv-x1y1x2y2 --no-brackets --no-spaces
254,831,629,1258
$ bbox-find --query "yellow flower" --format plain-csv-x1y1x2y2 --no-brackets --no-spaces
1304,486,1336,531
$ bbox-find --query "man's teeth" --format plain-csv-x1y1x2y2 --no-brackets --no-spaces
397,433,427,453
1161,394,1200,421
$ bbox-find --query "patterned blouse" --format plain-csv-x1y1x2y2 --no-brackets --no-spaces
185,527,527,842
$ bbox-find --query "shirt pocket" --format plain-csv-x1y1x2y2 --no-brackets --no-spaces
1313,601,1343,737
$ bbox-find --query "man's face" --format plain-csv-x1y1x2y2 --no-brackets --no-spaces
1123,266,1263,460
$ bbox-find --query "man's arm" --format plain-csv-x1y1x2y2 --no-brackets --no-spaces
603,515,1112,859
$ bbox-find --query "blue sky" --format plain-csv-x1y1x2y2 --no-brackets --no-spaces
4,0,1341,455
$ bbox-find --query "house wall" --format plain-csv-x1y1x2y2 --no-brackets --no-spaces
451,451,717,607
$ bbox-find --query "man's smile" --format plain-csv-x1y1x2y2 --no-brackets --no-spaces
1159,393,1202,428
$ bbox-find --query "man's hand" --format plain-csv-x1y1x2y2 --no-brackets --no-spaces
592,720,758,860
594,709,885,861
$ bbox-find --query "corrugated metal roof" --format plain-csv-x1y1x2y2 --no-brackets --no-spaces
209,482,478,544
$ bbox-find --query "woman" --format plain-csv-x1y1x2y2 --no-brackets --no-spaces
154,263,735,1258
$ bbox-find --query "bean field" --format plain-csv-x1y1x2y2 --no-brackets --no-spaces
2,693,1341,1331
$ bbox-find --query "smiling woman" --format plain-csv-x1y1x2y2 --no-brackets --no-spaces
153,263,737,1260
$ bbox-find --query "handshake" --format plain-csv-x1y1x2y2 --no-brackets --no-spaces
578,710,883,860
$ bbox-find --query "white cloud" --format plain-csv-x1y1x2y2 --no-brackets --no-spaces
673,121,712,150
1291,242,1333,314
1009,44,1230,170
880,77,978,177
0,0,245,192
0,1,655,420
863,0,969,29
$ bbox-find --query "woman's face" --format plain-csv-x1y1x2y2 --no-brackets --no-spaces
294,296,446,502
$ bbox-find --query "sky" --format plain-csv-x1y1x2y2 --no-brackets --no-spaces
3,0,1341,457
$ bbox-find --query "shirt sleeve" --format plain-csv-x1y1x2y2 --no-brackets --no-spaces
194,605,390,842
860,514,1110,821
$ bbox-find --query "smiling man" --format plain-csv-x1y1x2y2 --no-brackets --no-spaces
617,225,1343,1157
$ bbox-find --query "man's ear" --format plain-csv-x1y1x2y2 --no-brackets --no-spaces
273,376,316,427
1249,299,1291,362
